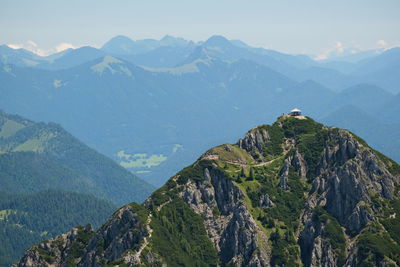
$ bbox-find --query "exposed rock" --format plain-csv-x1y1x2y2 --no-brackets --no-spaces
291,149,307,178
300,210,341,267
237,127,269,154
259,193,274,207
180,166,270,266
279,158,290,190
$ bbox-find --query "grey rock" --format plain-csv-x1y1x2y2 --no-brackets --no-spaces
259,193,274,207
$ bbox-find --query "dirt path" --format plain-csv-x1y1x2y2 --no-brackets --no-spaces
130,198,172,264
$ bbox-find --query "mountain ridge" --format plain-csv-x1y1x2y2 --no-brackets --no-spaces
1,54,398,187
0,110,154,205
16,116,400,266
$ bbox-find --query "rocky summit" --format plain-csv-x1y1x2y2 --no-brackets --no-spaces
16,116,400,267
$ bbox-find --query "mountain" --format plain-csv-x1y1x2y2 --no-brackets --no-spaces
37,46,106,70
193,35,313,74
0,45,44,67
17,116,400,266
101,35,137,54
0,190,116,267
158,35,192,47
352,47,400,76
121,44,195,68
328,84,393,115
349,48,400,93
320,48,385,64
376,92,400,123
0,110,153,265
0,110,154,205
180,36,354,92
2,37,400,94
1,50,398,186
101,35,192,56
0,55,300,186
321,105,400,165
100,35,195,68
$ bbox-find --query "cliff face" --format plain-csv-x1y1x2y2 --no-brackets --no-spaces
16,116,400,267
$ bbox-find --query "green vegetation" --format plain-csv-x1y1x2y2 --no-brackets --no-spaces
149,186,172,207
65,226,96,266
266,170,306,227
0,221,42,266
356,223,400,266
230,159,305,266
242,124,284,161
280,117,328,179
280,116,323,138
314,206,346,266
381,199,400,245
269,229,299,266
0,190,115,267
261,124,284,159
36,246,55,263
0,110,154,206
117,150,168,168
0,151,103,196
209,144,254,164
128,202,149,224
248,168,306,229
297,129,328,179
13,132,55,153
0,119,26,138
150,197,219,266
373,150,400,176
177,160,213,184
90,56,132,76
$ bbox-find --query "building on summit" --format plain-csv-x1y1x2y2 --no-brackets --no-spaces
289,108,302,117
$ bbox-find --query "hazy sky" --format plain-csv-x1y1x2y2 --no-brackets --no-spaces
1,0,399,57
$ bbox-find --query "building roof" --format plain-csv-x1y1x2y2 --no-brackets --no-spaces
290,108,301,113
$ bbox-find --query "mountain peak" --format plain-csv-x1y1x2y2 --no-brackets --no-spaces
90,55,132,76
17,116,400,266
204,35,232,47
101,35,136,54
103,35,135,45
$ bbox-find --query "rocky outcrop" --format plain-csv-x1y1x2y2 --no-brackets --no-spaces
78,204,149,266
299,210,342,267
16,205,148,267
279,150,307,190
310,130,397,233
237,127,270,154
15,225,95,267
180,167,270,266
259,194,274,207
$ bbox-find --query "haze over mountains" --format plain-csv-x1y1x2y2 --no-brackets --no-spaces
1,35,399,186
0,110,154,266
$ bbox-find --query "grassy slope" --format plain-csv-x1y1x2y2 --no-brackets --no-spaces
0,110,154,205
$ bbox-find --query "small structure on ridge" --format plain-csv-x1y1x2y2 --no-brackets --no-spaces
289,108,302,117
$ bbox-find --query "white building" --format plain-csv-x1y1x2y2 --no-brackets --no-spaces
289,108,302,116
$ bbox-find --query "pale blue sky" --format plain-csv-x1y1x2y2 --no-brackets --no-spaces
1,0,399,56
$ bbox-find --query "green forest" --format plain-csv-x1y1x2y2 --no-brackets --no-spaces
0,190,115,267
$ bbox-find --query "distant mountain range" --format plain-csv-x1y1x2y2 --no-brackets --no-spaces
0,110,154,205
1,35,399,186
